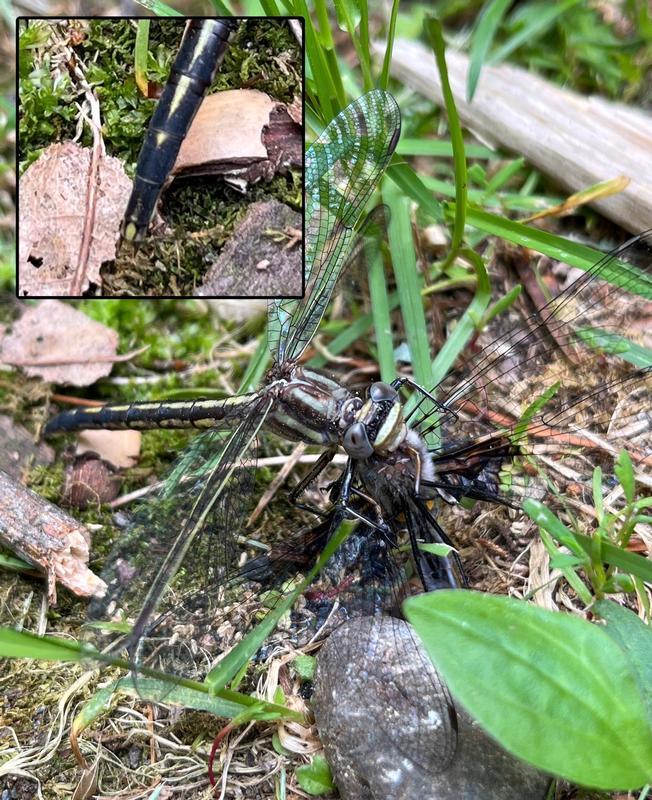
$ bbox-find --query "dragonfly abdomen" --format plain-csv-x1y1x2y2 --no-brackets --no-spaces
45,394,256,435
121,19,236,244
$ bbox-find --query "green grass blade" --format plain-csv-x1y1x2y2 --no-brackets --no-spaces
301,0,336,118
467,0,513,101
134,20,150,98
133,0,184,16
259,0,282,13
490,0,583,65
429,248,491,389
239,331,271,393
397,138,495,159
387,162,444,223
334,0,374,91
204,519,354,692
208,0,235,12
366,235,395,382
524,500,652,583
379,0,400,90
425,17,467,266
307,290,402,370
383,178,432,388
463,207,612,275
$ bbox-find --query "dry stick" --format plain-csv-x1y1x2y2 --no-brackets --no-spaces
5,345,149,368
0,468,106,602
375,38,652,234
68,52,105,295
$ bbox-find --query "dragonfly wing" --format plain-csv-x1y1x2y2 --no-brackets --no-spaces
268,90,401,365
308,499,458,772
119,475,459,770
416,232,652,506
88,395,274,678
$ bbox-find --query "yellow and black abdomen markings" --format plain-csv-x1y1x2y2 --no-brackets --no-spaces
122,19,236,243
45,394,256,435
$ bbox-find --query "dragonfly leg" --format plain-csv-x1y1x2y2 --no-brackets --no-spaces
395,376,458,425
288,447,338,505
406,502,467,592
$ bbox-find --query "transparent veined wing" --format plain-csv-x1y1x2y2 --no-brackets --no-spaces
268,90,401,365
88,396,275,678
413,232,652,508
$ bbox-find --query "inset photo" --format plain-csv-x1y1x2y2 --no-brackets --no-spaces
17,16,304,298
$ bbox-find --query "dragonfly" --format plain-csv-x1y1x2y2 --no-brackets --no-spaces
46,85,652,777
121,18,238,245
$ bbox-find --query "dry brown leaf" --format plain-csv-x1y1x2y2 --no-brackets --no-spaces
77,428,141,469
173,89,302,187
71,757,100,800
18,141,131,297
0,299,119,385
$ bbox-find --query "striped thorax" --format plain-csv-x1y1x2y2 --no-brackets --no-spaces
264,365,359,446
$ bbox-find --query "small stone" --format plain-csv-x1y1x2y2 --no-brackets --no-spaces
62,454,122,509
313,616,549,800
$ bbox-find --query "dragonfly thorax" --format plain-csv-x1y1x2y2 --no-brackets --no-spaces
265,365,355,446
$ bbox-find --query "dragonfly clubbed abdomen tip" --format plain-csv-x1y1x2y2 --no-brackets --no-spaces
119,219,146,251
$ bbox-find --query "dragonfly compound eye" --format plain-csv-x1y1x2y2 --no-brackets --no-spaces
369,382,398,403
343,421,374,459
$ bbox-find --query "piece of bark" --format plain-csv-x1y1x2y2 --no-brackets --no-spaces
374,39,652,234
172,89,302,188
0,468,106,602
18,141,131,297
196,199,302,297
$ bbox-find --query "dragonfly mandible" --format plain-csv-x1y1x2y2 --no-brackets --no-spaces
121,18,237,245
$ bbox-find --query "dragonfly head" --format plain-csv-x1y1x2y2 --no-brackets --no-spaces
342,382,407,459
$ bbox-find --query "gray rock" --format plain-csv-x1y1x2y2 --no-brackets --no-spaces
313,616,550,800
196,199,302,297
0,415,53,480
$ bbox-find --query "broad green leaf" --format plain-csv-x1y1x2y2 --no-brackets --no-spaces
594,599,652,726
296,754,335,795
404,590,652,789
292,654,316,681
